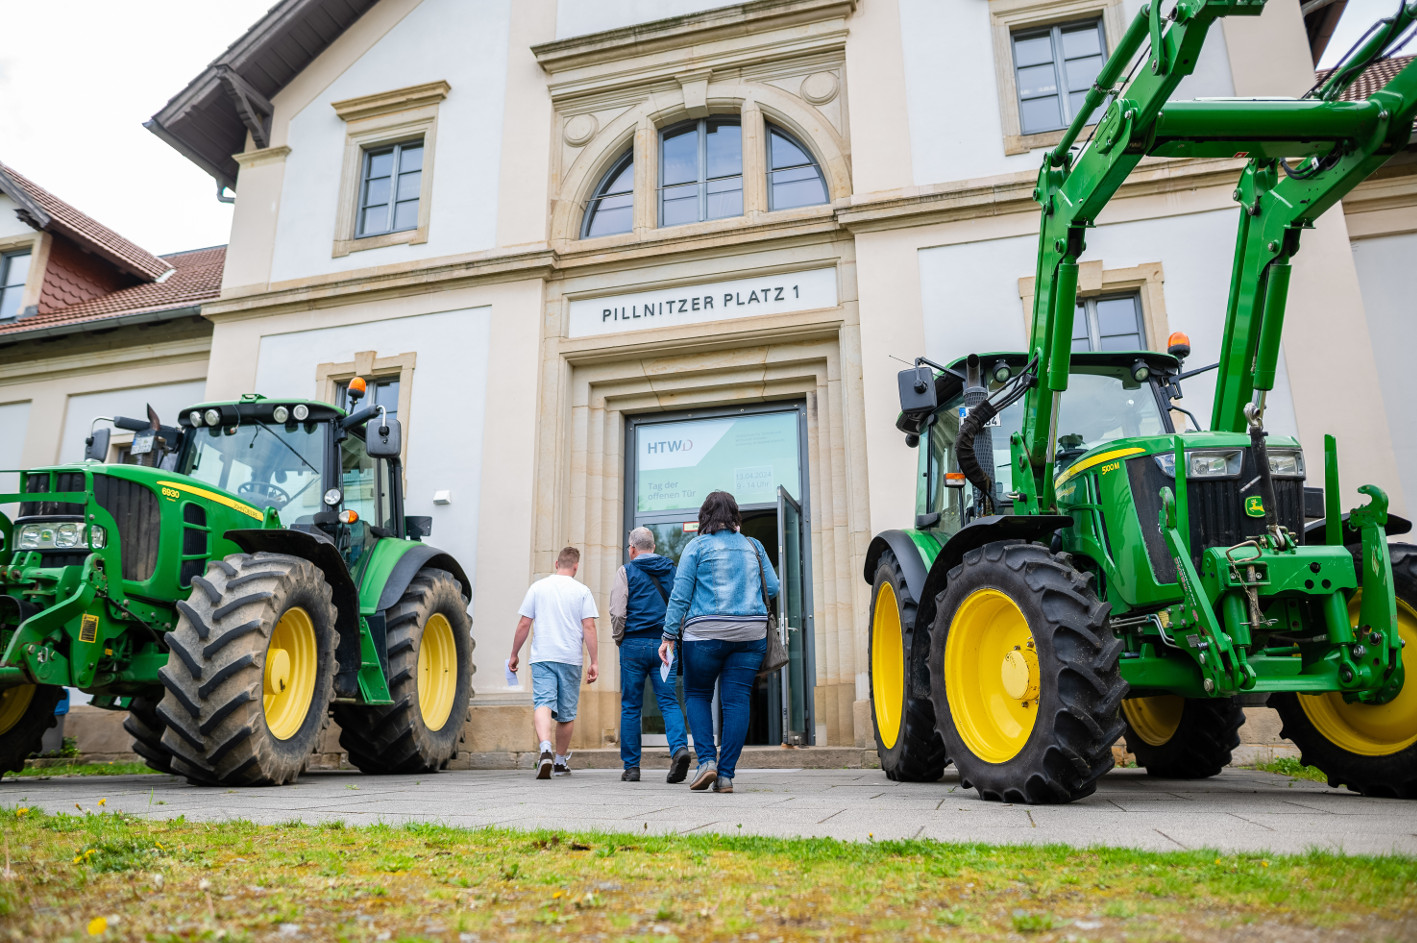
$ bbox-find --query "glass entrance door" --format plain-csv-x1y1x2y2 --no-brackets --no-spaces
625,402,814,748
776,486,813,745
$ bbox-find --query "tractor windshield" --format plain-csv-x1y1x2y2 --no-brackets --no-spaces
178,421,326,526
1054,368,1168,465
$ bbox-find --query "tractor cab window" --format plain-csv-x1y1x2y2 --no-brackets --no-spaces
1054,368,1167,469
339,433,393,568
179,421,325,526
922,392,1025,538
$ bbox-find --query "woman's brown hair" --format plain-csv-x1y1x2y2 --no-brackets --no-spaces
697,490,741,535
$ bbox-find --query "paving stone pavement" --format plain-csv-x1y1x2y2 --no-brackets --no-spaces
6,766,1417,856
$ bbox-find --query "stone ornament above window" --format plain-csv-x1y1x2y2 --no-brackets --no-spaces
533,0,854,246
800,72,840,106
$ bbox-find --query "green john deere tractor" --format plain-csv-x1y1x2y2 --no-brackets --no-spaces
0,381,475,785
865,0,1417,803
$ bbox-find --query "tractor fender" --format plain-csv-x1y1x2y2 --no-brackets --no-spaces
373,544,472,613
223,528,363,678
863,530,932,601
915,514,1074,635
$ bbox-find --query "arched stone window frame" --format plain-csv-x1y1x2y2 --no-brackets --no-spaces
554,84,850,246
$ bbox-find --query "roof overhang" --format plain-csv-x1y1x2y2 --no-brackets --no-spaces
147,0,377,193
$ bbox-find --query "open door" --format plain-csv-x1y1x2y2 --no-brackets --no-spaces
776,486,814,745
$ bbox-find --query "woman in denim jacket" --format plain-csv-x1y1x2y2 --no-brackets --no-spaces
659,491,780,793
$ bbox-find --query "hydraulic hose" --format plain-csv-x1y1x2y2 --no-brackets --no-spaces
956,399,999,513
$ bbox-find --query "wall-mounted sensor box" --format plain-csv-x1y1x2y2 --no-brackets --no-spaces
433,490,453,505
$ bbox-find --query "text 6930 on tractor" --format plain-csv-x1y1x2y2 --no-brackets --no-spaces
866,0,1417,803
0,378,475,785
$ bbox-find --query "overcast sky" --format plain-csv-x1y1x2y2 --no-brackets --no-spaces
0,0,1406,258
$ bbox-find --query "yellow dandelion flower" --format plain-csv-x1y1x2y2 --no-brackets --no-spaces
553,891,563,899
98,799,107,807
87,916,107,936
72,855,83,864
15,808,27,817
1261,860,1269,867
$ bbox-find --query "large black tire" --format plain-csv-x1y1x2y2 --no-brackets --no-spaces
930,542,1125,804
157,552,337,786
333,569,474,773
123,694,175,775
0,685,63,780
1121,695,1244,779
1270,541,1417,798
868,549,947,782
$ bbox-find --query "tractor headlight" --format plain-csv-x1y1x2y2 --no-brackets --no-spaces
292,404,309,421
272,406,289,424
54,523,80,548
204,408,221,427
1188,450,1243,479
1154,450,1244,479
1267,450,1305,478
14,521,101,552
189,410,203,427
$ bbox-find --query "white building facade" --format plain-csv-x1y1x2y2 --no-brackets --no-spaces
145,0,1415,752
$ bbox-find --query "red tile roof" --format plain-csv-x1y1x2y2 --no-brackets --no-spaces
0,162,170,280
1316,54,1415,101
0,245,224,340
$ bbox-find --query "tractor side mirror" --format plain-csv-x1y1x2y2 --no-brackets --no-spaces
405,515,432,539
897,365,937,415
84,428,111,462
366,414,401,458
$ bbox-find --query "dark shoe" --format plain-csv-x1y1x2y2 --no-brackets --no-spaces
667,747,691,784
553,752,573,777
711,775,733,793
689,760,718,790
622,767,640,782
536,750,553,780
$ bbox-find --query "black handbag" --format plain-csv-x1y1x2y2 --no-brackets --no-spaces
752,541,788,676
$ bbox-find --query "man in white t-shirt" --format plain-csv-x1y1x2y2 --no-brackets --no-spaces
508,546,600,779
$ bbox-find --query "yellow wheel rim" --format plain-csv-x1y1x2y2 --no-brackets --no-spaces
1122,695,1184,747
418,613,458,731
945,589,1038,764
263,606,317,741
1299,593,1417,756
0,685,36,735
871,582,905,750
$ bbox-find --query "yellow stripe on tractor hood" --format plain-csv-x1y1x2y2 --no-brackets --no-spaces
1053,447,1146,489
157,480,266,521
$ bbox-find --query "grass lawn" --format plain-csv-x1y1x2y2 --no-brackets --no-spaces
1245,757,1331,783
12,762,158,779
0,806,1414,942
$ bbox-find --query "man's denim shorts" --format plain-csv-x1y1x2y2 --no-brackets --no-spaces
531,661,582,722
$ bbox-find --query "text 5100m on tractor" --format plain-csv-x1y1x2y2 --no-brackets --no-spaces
866,0,1417,803
0,378,475,786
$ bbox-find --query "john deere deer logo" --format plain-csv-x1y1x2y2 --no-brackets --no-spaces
1244,495,1265,518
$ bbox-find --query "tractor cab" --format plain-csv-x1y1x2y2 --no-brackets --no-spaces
174,385,413,574
898,350,1181,542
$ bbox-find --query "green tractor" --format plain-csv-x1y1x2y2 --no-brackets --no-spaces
0,380,475,786
865,0,1417,802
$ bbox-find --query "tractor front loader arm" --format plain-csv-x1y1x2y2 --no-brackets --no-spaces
1018,0,1267,514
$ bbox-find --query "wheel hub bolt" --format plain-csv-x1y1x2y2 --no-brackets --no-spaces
1369,631,1384,646
1353,644,1367,658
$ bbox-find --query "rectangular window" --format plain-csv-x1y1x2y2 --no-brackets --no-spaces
1073,293,1145,352
1012,19,1107,135
336,377,400,424
356,141,423,238
0,250,32,320
658,118,743,227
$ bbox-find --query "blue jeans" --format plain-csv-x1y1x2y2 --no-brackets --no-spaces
683,636,766,780
619,636,687,769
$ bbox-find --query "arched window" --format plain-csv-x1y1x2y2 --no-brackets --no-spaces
660,117,743,227
766,126,827,211
581,151,635,238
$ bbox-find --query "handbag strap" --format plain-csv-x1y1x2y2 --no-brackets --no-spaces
750,539,773,617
